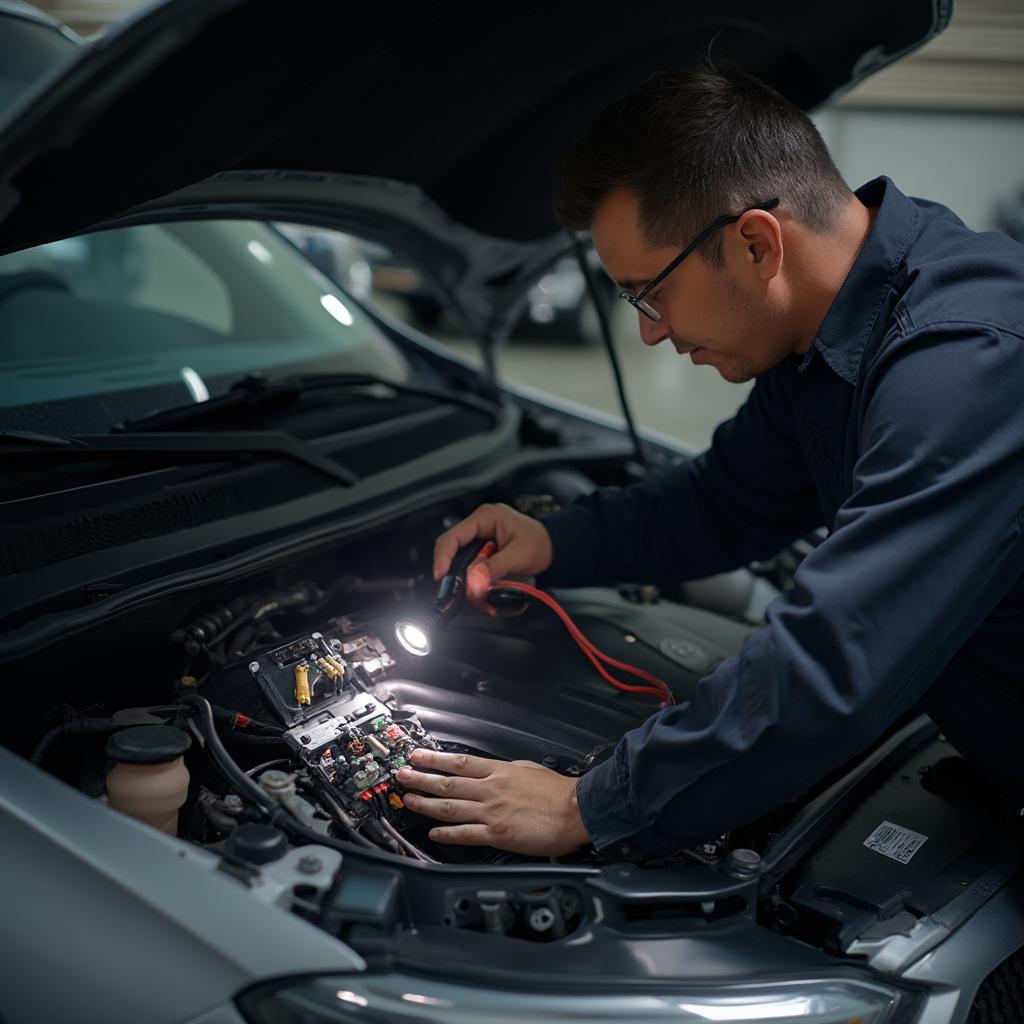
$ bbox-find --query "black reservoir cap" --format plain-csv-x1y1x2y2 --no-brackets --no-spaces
230,823,288,865
106,725,192,765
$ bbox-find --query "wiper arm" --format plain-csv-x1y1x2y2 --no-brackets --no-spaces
2,371,499,488
307,372,501,418
113,374,301,433
0,429,85,448
2,430,358,487
114,372,499,433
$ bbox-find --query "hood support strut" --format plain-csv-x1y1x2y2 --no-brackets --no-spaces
572,235,647,470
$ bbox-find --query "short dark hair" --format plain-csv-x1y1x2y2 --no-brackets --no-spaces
552,62,851,266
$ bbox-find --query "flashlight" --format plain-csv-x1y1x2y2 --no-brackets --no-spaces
394,539,489,657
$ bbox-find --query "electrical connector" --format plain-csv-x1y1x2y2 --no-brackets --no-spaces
294,661,311,706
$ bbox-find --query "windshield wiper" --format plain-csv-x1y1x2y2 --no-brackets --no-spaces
1,429,358,486
114,372,499,433
0,373,500,488
0,429,82,448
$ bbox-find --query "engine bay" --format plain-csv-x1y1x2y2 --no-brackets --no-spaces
177,583,759,866
8,498,1023,972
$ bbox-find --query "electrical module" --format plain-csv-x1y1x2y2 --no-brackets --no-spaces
246,627,438,821
248,629,397,723
287,700,436,812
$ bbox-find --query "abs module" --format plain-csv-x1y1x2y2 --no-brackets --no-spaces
246,628,439,825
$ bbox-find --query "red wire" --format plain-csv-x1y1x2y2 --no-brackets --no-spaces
471,541,671,705
491,577,674,707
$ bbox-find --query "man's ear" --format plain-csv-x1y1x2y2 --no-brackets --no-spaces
733,209,783,282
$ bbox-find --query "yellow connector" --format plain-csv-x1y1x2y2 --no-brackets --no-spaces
316,657,339,680
294,660,311,706
388,792,405,810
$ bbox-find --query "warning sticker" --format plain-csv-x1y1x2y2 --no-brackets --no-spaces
863,821,929,864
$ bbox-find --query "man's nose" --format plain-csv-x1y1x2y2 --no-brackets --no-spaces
638,312,671,347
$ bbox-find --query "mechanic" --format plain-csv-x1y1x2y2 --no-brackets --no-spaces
394,62,1024,860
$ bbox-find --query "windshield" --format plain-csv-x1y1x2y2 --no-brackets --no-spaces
0,219,411,432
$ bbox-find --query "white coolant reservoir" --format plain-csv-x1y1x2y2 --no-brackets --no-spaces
105,725,191,835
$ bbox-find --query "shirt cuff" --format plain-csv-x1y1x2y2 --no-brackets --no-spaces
537,506,598,587
575,735,702,861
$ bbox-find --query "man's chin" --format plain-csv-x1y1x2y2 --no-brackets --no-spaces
716,364,756,384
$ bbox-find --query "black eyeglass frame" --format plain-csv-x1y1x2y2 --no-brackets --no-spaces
619,198,781,323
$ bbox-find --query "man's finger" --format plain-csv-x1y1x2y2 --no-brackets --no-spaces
427,824,493,846
465,556,496,604
409,747,493,778
402,793,479,822
432,507,496,580
432,530,470,581
484,545,524,582
396,767,485,800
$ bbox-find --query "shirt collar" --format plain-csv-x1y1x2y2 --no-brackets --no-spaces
800,176,919,385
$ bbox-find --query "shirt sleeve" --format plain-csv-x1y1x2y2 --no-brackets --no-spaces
576,323,1024,856
540,363,823,587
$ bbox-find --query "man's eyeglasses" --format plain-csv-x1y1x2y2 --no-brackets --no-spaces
619,198,780,323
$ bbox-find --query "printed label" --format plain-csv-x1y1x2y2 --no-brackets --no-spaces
863,820,928,864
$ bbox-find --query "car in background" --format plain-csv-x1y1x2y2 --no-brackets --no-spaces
280,223,616,346
4,3,1022,1024
360,246,617,346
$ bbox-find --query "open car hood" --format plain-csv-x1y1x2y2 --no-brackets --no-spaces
0,0,950,333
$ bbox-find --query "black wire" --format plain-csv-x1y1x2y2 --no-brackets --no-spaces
284,817,413,874
571,235,648,470
380,816,439,864
246,758,292,777
30,718,114,766
201,601,261,649
209,705,284,735
303,771,379,850
369,788,439,863
181,694,276,815
225,734,288,747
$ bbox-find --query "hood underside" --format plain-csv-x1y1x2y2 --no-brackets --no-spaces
0,0,949,262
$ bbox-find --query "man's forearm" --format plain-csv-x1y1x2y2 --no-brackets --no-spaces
539,459,739,587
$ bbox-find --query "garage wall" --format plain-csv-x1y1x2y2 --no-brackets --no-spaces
835,0,1024,112
813,108,1024,233
814,0,1024,234
29,0,132,36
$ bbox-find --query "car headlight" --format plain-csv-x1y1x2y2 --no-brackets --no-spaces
238,973,916,1023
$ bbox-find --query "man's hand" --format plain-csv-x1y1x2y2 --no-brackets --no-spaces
433,503,553,608
396,748,590,857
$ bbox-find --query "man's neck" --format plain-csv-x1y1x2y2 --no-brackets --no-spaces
790,197,879,354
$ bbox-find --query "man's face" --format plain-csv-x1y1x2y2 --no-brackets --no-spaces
590,188,794,383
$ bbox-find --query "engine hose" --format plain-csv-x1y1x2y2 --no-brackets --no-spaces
380,817,439,863
180,694,276,815
310,780,379,850
30,717,115,766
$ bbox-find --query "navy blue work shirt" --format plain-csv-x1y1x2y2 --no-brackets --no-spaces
542,177,1024,857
